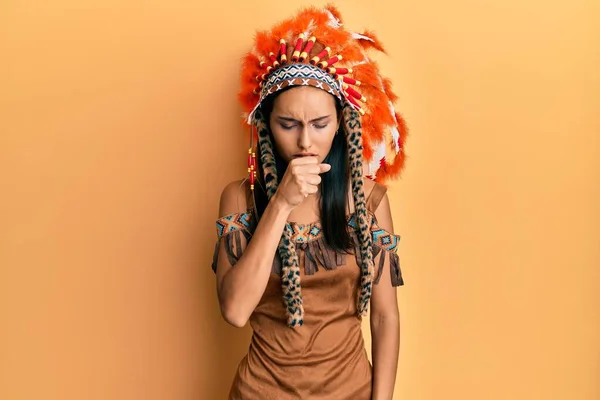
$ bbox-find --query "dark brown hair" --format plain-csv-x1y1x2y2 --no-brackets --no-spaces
254,87,353,252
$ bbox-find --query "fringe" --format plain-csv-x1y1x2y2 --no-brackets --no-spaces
373,245,383,284
310,239,326,270
211,242,219,273
211,230,251,272
213,229,403,286
226,231,242,265
389,251,404,287
303,243,318,275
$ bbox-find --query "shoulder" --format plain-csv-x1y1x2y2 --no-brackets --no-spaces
363,176,377,195
362,177,394,231
218,179,251,217
364,177,389,213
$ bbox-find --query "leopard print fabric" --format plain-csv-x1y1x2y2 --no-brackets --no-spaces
254,110,305,327
342,105,375,316
254,109,278,198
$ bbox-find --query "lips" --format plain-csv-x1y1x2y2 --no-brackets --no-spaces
293,153,318,158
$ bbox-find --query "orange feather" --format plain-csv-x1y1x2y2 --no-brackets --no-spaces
395,112,409,147
362,113,384,146
340,43,365,64
255,30,276,58
382,77,398,103
353,63,381,88
356,29,386,54
362,134,373,161
365,88,395,127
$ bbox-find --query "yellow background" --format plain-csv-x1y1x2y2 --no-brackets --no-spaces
1,0,598,399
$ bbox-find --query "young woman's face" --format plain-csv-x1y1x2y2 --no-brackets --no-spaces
269,86,340,163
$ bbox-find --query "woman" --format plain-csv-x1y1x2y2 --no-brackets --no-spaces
212,5,408,399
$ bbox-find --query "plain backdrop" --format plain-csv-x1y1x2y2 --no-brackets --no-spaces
1,0,599,399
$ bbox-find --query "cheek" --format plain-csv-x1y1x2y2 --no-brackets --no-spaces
270,128,294,160
316,126,338,150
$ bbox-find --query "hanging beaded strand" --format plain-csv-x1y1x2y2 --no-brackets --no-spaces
247,125,257,190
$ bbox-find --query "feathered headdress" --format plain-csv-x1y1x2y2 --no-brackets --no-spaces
238,4,408,327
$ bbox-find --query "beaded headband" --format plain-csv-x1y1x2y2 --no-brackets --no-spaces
247,63,345,124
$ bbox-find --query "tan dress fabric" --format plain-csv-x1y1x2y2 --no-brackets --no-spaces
212,183,403,400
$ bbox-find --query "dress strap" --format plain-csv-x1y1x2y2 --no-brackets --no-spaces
366,182,388,213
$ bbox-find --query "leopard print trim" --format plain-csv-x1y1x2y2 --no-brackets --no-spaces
278,224,304,327
255,110,278,199
342,104,375,316
254,110,305,327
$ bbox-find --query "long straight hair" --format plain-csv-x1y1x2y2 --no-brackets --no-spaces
253,89,353,253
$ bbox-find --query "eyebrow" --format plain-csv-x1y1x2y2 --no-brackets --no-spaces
276,115,331,123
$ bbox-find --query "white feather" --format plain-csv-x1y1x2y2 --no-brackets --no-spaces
388,101,400,152
325,10,342,28
247,102,261,125
368,141,386,177
390,127,400,153
303,19,315,38
351,32,374,42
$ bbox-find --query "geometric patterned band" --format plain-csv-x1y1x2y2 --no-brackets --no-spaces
216,210,400,253
249,63,345,122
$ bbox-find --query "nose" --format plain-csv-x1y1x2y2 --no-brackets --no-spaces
298,125,312,151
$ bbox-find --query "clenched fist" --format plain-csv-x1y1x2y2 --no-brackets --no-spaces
274,156,331,210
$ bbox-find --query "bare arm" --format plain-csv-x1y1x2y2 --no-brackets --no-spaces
215,181,292,327
215,157,330,327
369,193,400,400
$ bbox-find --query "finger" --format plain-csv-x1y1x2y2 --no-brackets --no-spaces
318,163,331,174
290,156,319,166
305,174,322,186
297,164,324,175
304,184,319,195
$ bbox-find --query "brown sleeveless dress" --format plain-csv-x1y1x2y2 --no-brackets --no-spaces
212,183,403,400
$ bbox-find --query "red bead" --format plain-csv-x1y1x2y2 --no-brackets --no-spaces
269,52,280,68
279,39,287,64
345,93,365,114
346,85,366,102
310,47,330,65
319,55,342,69
342,76,360,86
329,67,350,75
300,37,316,61
292,34,305,61
327,55,342,65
